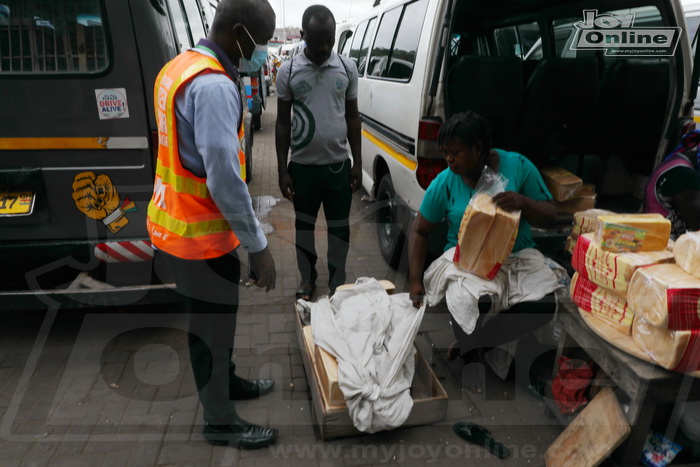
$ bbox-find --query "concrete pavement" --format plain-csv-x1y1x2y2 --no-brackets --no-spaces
0,91,563,466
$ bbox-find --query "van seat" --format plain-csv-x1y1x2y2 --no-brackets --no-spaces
515,57,599,166
447,55,523,149
596,59,673,175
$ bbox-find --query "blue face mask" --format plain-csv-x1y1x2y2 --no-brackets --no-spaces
237,26,268,73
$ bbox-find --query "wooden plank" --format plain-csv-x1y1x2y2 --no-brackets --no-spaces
545,387,630,467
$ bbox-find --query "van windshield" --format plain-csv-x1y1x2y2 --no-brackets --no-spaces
0,0,108,73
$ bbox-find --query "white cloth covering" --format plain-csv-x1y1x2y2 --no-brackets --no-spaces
424,248,567,378
305,278,426,433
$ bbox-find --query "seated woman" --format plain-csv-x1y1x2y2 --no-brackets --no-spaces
644,129,700,239
408,111,564,393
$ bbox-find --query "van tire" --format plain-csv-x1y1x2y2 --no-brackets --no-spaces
376,174,405,268
245,128,254,184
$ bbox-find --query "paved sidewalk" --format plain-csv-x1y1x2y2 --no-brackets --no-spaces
0,92,563,467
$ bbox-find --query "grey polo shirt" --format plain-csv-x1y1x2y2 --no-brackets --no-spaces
277,50,359,165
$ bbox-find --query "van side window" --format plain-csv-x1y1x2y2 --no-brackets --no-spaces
167,0,194,51
368,0,428,80
368,5,402,77
687,15,700,41
349,21,369,69
340,28,354,56
183,0,207,42
0,0,108,73
493,23,540,60
388,0,428,79
357,17,377,76
553,6,662,58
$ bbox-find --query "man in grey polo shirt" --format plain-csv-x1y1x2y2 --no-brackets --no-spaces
275,5,362,299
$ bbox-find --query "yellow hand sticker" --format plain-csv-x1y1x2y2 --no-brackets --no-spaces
72,172,129,233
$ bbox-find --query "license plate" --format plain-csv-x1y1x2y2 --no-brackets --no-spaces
0,191,35,216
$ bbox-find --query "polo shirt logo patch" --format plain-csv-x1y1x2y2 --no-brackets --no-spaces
334,78,345,93
293,80,312,96
291,100,315,152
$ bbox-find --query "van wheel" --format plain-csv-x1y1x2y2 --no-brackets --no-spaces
376,174,405,268
245,128,253,184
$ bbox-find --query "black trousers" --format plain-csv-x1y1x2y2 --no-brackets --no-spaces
288,160,352,292
452,293,557,358
161,249,241,425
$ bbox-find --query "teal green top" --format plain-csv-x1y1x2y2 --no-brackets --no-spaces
419,149,553,252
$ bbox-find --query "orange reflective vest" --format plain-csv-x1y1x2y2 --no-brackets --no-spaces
147,51,246,260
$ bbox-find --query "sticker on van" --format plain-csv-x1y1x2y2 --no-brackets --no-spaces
95,88,130,120
72,172,138,233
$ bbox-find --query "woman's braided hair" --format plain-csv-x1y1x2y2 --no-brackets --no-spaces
437,111,492,158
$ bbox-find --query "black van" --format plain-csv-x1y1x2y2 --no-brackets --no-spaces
0,0,253,309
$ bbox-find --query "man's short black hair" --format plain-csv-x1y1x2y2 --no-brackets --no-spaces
302,5,335,31
213,0,275,36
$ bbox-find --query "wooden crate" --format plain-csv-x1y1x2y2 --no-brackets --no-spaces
294,306,448,440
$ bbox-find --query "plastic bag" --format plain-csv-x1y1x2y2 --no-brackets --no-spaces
571,208,615,237
595,213,671,252
641,431,682,467
628,264,700,331
570,272,634,335
540,166,583,202
674,231,700,279
632,316,700,372
453,167,520,280
551,356,593,415
571,233,674,295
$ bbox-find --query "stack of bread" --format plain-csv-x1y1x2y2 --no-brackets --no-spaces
570,213,700,372
628,232,700,372
541,167,596,214
565,208,614,255
453,193,520,280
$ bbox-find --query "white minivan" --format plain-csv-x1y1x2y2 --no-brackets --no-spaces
340,0,700,266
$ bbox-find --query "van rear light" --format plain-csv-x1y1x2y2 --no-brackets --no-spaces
251,77,259,96
416,157,447,189
416,117,444,189
418,119,441,141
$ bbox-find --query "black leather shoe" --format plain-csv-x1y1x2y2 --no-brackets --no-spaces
453,422,510,459
203,422,278,449
230,377,275,400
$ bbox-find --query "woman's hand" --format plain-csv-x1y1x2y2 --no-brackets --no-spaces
493,192,557,229
492,191,525,212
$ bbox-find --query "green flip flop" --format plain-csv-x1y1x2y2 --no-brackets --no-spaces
453,422,510,459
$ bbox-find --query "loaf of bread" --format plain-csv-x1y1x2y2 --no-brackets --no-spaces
571,233,674,295
632,317,700,372
628,264,700,330
541,167,583,202
596,213,671,252
571,209,615,237
674,232,700,279
571,273,634,335
454,193,496,272
453,193,520,279
476,206,520,279
555,193,596,214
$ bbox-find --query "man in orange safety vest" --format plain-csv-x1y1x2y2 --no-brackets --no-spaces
147,0,278,450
